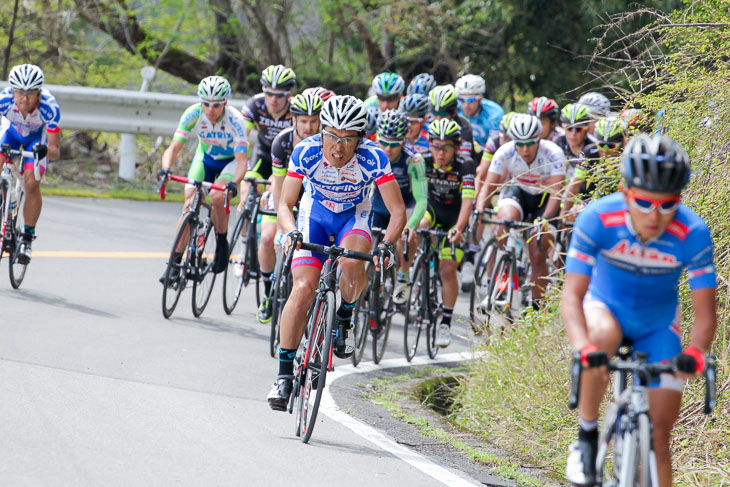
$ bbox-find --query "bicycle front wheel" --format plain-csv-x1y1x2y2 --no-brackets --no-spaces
486,251,514,329
297,289,335,443
372,264,396,364
351,267,372,367
0,181,8,268
162,212,194,318
404,253,426,361
425,256,441,359
469,237,498,335
638,413,656,487
192,217,217,317
8,212,27,289
270,249,291,358
222,210,247,314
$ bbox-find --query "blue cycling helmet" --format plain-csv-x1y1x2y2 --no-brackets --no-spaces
621,134,690,193
407,73,437,96
399,94,430,118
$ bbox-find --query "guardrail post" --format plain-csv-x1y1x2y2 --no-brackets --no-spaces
118,66,156,180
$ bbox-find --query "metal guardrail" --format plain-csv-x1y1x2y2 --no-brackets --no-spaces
0,81,248,137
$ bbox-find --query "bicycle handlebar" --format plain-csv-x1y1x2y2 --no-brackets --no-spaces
243,176,271,185
416,228,456,258
1,145,42,181
158,174,231,213
299,241,373,263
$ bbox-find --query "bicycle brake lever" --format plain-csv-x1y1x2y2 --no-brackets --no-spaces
158,178,167,200
704,353,717,415
224,188,231,214
569,350,582,410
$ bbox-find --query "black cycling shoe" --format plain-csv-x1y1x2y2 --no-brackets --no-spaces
213,235,229,274
159,253,182,285
333,316,354,359
565,435,598,486
267,377,293,411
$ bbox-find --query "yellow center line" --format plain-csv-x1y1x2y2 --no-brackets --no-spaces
28,251,170,259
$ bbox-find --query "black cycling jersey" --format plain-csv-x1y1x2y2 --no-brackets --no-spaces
552,133,597,171
422,151,475,228
572,142,601,196
271,126,296,177
241,93,293,165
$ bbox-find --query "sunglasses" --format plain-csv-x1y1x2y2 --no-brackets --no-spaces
432,111,451,117
378,138,403,148
407,117,424,123
13,89,39,99
566,125,588,133
202,101,225,108
377,94,400,102
322,129,360,147
515,140,537,147
430,143,455,153
626,188,680,214
597,141,622,150
264,90,289,98
458,96,479,104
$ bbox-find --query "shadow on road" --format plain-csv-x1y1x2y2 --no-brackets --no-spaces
2,289,117,319
171,315,270,341
280,435,391,459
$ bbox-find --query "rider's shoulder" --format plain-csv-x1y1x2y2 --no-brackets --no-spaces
493,140,517,159
674,204,711,238
538,139,562,154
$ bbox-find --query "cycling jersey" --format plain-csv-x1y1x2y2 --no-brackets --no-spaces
405,128,429,154
458,98,504,148
454,114,475,157
569,142,601,196
488,140,566,195
0,87,60,174
372,146,427,229
271,126,296,178
552,133,598,180
480,133,502,166
423,151,475,226
242,93,292,179
567,193,716,373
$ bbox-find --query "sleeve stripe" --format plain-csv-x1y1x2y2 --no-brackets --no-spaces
688,264,715,279
287,170,305,179
567,247,596,266
375,173,395,185
47,126,61,133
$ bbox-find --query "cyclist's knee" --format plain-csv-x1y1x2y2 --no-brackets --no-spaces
439,259,458,278
339,256,365,278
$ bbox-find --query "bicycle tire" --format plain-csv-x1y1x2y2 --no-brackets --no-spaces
8,211,27,289
469,238,498,335
638,413,654,487
246,219,262,308
162,212,194,318
222,210,247,314
426,255,441,359
297,289,335,443
372,264,396,364
191,217,217,317
486,252,514,329
404,253,426,361
618,422,639,486
0,181,8,267
351,266,372,366
269,248,287,358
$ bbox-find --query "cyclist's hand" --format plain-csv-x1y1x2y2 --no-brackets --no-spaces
157,168,171,182
225,181,239,199
32,143,48,160
373,242,396,271
284,230,302,254
404,226,417,246
580,344,609,368
448,227,462,244
673,346,705,377
533,216,550,233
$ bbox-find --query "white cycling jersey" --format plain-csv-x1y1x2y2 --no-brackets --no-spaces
488,139,566,195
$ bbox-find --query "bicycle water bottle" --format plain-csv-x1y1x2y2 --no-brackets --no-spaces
197,222,206,249
429,259,435,279
515,238,523,261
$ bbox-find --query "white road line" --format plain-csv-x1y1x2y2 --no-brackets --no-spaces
321,351,482,487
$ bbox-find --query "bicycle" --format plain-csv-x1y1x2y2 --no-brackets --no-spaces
0,144,41,289
269,232,293,357
286,238,377,443
467,209,500,333
222,176,276,314
568,347,717,487
352,227,397,366
403,228,455,361
158,174,232,319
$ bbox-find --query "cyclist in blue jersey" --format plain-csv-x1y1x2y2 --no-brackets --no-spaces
157,76,247,282
363,72,405,113
563,135,717,487
455,74,504,149
0,64,61,263
407,73,437,96
399,94,430,154
267,96,406,410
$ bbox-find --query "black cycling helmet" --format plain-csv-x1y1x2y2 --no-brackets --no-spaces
620,134,690,193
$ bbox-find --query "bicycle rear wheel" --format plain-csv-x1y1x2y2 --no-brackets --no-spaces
372,264,395,364
296,289,335,443
351,267,372,366
192,217,217,317
486,252,514,330
269,248,291,358
426,257,441,359
469,237,498,335
222,210,247,314
162,212,194,318
404,253,426,362
0,181,8,268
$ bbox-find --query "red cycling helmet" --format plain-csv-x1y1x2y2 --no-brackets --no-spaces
528,96,559,121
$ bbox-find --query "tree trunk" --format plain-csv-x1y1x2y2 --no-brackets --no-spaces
2,0,21,79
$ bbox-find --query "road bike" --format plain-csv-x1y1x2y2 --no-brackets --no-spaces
269,233,293,357
0,145,41,289
287,239,376,443
158,174,232,318
222,176,276,314
569,347,717,487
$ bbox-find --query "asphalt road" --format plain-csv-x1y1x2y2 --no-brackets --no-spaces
0,196,487,486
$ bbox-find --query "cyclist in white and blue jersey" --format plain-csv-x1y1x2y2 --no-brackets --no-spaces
0,64,61,263
563,135,717,486
267,96,406,411
455,74,504,149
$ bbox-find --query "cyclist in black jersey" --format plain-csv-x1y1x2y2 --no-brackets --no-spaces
415,119,475,348
553,103,597,182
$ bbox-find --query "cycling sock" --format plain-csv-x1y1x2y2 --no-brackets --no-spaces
24,225,35,236
579,417,598,433
216,231,227,241
337,299,357,322
278,347,297,377
441,306,453,327
397,270,408,282
262,271,273,296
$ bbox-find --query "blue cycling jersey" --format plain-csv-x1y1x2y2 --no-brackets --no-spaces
458,98,504,148
566,193,716,337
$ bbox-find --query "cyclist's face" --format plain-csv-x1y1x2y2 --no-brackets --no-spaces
377,94,400,111
378,138,404,162
12,89,39,113
459,94,482,117
264,88,291,115
622,186,679,241
516,140,539,163
202,100,226,121
539,117,555,140
294,114,320,139
429,140,456,167
322,126,360,167
406,116,425,140
565,124,588,146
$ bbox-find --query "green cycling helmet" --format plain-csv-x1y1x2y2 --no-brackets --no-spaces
198,76,231,101
428,84,458,114
261,64,296,90
595,117,627,143
428,118,461,142
560,103,592,126
289,92,323,116
499,111,518,133
372,72,405,95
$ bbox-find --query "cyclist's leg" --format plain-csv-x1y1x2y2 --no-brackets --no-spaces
211,158,236,232
494,186,523,246
337,202,372,305
21,131,47,230
526,192,556,303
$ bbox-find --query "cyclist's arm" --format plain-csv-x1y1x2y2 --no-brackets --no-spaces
407,155,428,229
560,176,583,217
542,174,565,219
47,130,61,160
476,170,505,211
562,272,591,349
686,225,718,354
474,150,493,196
689,287,717,353
277,174,303,235
232,152,248,185
160,140,185,171
377,179,407,244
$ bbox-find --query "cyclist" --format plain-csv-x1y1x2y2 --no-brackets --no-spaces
0,64,60,264
371,110,427,304
407,119,475,345
428,84,475,159
157,76,247,282
476,114,566,304
399,93,430,154
455,74,504,149
407,73,437,96
476,111,517,191
364,72,405,112
620,107,650,136
257,91,326,323
364,103,379,140
267,96,406,410
527,96,562,142
553,103,596,182
578,91,611,133
563,134,716,487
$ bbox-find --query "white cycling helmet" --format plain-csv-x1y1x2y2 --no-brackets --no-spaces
197,75,231,101
578,92,611,118
455,74,486,96
507,113,542,143
8,64,44,91
320,95,369,133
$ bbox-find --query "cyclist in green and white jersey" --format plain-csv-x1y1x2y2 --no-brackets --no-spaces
428,84,475,159
553,103,596,181
157,76,247,282
364,72,405,113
